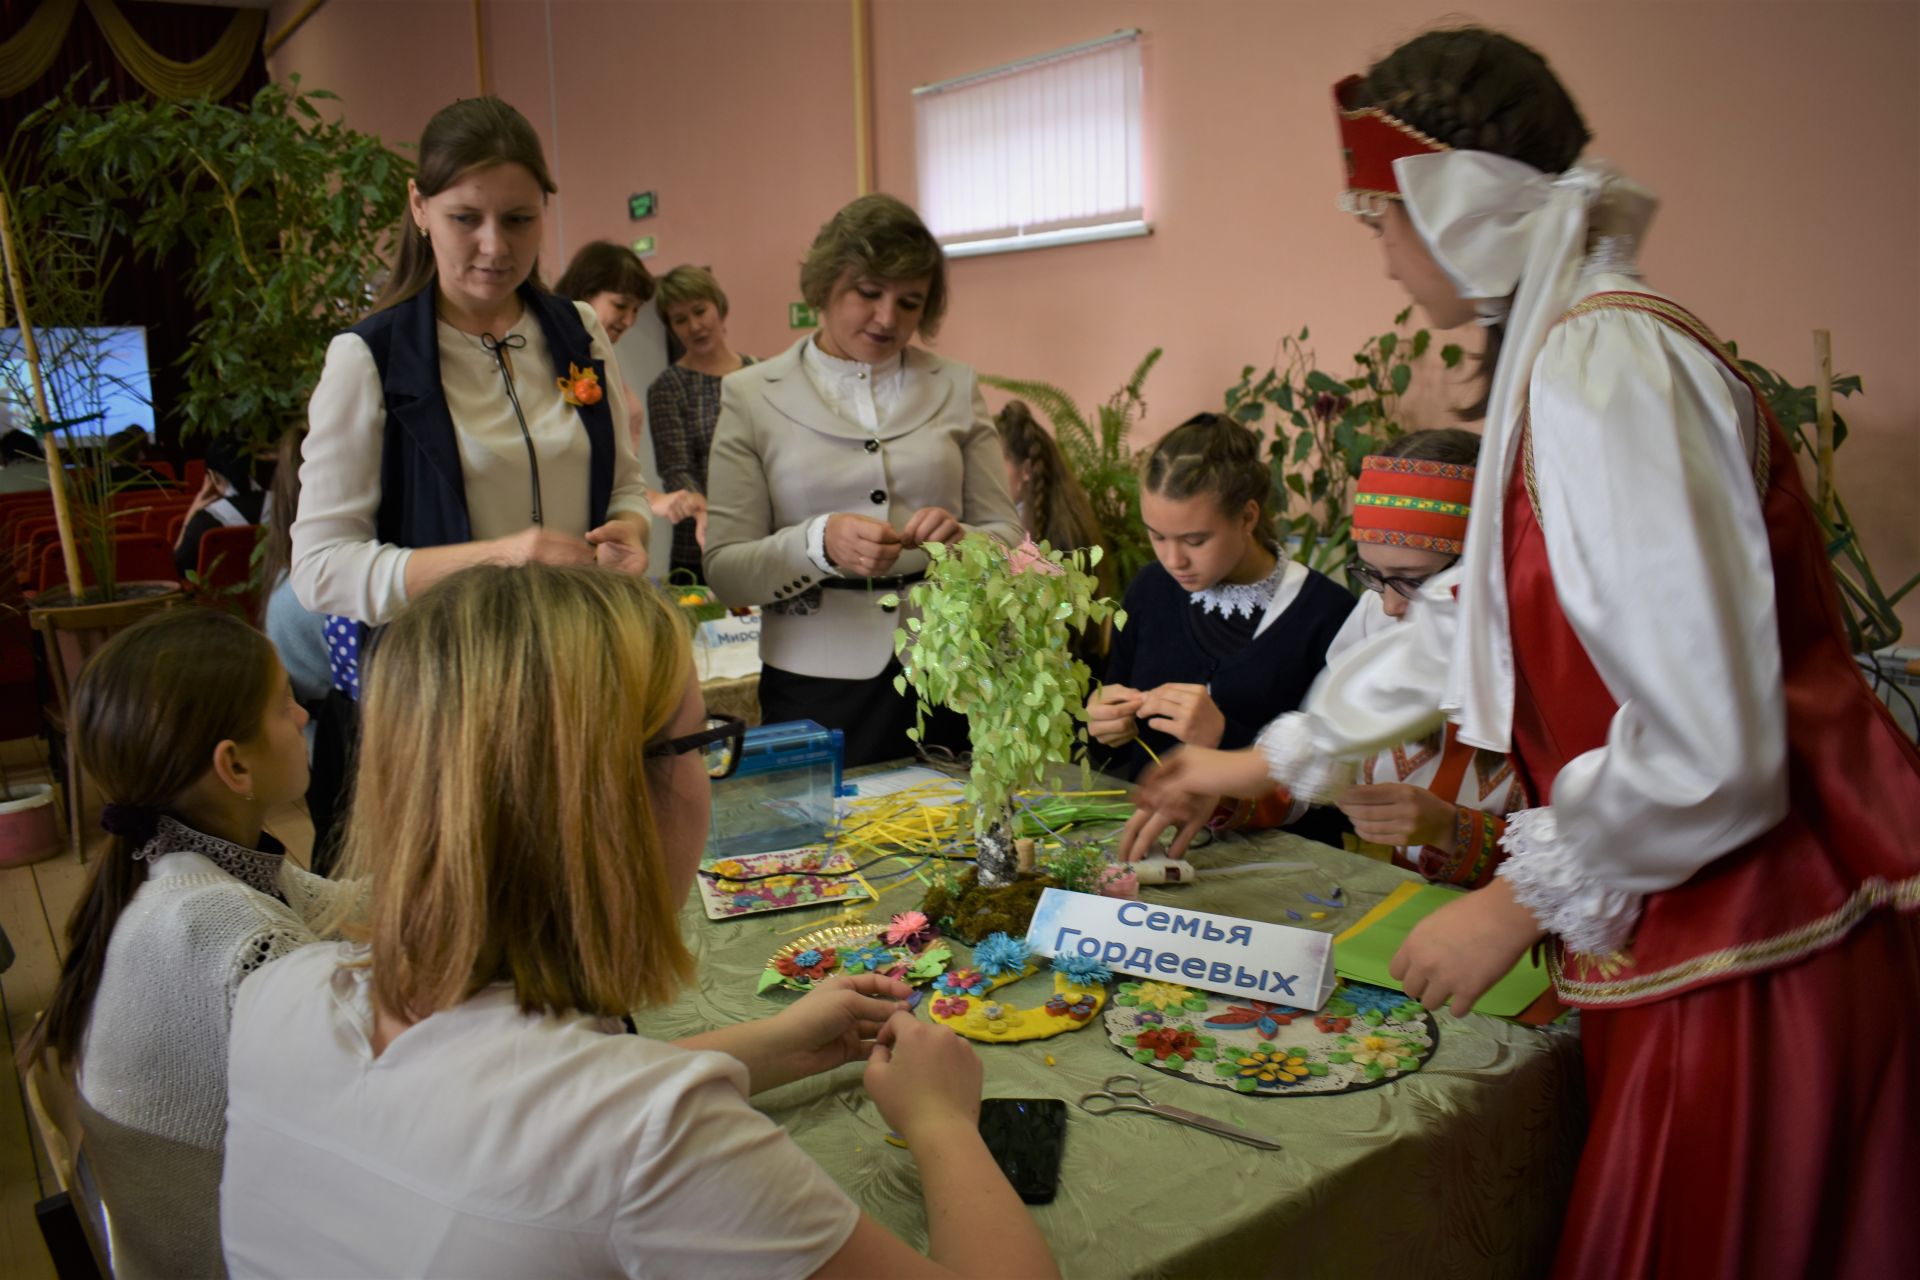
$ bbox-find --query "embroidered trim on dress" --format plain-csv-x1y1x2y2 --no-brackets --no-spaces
131,814,287,903
1190,563,1286,621
1550,873,1920,1005
1524,293,1772,524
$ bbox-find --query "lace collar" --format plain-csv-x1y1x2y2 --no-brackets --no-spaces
804,337,902,384
1189,561,1287,620
131,814,288,902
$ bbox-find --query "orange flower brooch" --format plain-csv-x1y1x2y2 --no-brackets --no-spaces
558,363,603,406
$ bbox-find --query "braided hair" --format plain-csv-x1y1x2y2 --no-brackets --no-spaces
994,401,1113,664
1142,413,1278,553
1355,28,1592,416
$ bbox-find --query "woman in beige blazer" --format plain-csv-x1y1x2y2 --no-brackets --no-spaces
705,195,1022,766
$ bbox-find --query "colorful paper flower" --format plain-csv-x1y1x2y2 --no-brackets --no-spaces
1095,864,1140,899
1133,1011,1165,1027
970,932,1030,978
906,946,952,983
1007,536,1065,576
1235,1049,1311,1086
1313,1014,1352,1034
885,911,934,947
931,996,971,1018
774,947,837,981
843,944,896,974
557,363,603,406
1051,952,1111,987
1044,993,1099,1021
1130,1026,1213,1063
1116,981,1209,1014
965,1001,1024,1036
934,967,987,997
1346,1035,1417,1070
1203,1001,1295,1038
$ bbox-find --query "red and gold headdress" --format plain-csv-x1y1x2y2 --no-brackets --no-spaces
1352,455,1475,554
1333,75,1449,215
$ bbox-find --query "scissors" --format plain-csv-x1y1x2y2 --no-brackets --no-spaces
1077,1075,1280,1150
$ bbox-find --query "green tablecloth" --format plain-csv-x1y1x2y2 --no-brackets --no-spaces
633,778,1584,1279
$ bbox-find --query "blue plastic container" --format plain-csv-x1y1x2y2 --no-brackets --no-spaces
705,720,845,858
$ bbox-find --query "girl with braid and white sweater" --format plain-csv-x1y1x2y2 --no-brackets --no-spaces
19,609,341,1279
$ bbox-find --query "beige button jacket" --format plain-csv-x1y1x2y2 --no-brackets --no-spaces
704,336,1023,680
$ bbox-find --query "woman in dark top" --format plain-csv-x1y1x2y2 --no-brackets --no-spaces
646,265,752,581
1087,413,1352,788
173,438,268,577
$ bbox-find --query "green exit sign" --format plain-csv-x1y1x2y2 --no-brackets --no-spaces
628,191,657,220
788,302,819,329
631,236,657,258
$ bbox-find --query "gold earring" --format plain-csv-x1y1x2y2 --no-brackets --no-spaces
417,224,428,239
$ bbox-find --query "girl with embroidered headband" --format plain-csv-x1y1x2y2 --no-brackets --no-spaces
1125,25,1920,1276
1323,429,1531,887
219,565,1058,1279
18,609,339,1280
1088,413,1352,830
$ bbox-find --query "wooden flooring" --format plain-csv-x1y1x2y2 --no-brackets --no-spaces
0,738,313,1279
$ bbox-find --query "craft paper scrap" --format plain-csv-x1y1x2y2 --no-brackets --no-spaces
697,847,874,920
1332,881,1551,1018
1025,888,1336,1010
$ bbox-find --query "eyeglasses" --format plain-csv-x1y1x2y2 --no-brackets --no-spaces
645,713,746,779
1346,556,1457,600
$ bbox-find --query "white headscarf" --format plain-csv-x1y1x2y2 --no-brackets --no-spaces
1390,151,1657,751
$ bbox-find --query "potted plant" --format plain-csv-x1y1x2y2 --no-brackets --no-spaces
888,534,1120,933
983,349,1162,588
1224,308,1464,575
18,76,409,451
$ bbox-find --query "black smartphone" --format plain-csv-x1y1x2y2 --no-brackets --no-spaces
977,1098,1067,1205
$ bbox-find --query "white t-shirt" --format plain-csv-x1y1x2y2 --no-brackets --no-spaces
221,944,860,1279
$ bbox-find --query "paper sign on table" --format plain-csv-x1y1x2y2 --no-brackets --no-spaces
1333,880,1552,1018
1024,888,1336,1010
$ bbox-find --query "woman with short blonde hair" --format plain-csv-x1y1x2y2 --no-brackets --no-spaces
705,195,1020,765
221,564,1057,1279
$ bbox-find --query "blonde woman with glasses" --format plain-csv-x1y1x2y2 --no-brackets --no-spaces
219,564,1057,1280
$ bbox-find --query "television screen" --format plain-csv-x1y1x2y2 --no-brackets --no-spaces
0,326,155,445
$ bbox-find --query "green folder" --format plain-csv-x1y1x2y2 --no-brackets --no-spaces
1333,881,1552,1019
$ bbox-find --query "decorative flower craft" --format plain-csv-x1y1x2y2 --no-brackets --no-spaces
931,996,971,1019
557,363,603,406
934,967,988,998
970,933,1031,978
1203,1001,1295,1038
843,944,897,974
774,947,837,981
1129,1025,1216,1064
905,946,953,983
1045,993,1099,1021
1313,1014,1352,1034
1116,981,1210,1014
1006,536,1065,577
1233,1048,1312,1087
1051,952,1112,987
964,1001,1025,1037
1133,1011,1165,1027
885,911,935,948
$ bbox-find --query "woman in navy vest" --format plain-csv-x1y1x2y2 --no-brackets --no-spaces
290,96,654,700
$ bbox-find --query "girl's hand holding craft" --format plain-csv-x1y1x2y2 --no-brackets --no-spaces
1087,684,1145,747
1137,683,1227,748
864,1010,982,1140
1389,878,1543,1017
1117,745,1271,862
1337,783,1458,851
769,973,912,1081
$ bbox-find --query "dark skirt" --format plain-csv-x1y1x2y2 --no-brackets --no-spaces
758,660,966,769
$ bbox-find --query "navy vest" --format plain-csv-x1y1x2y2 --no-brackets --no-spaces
349,282,617,549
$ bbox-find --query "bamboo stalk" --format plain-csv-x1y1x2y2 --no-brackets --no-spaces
0,189,85,597
1814,329,1835,524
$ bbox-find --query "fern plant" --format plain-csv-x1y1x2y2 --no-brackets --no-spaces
982,349,1162,588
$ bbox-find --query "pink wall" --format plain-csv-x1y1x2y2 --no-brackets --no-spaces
269,0,1920,634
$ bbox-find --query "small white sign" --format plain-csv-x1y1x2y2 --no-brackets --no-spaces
693,611,761,681
1025,887,1335,1009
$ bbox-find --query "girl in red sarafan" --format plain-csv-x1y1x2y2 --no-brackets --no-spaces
1127,25,1920,1278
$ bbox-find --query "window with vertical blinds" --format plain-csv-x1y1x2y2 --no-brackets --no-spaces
914,31,1146,258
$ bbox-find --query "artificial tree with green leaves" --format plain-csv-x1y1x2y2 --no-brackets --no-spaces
1224,307,1463,574
17,76,410,448
982,349,1162,589
886,535,1121,887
